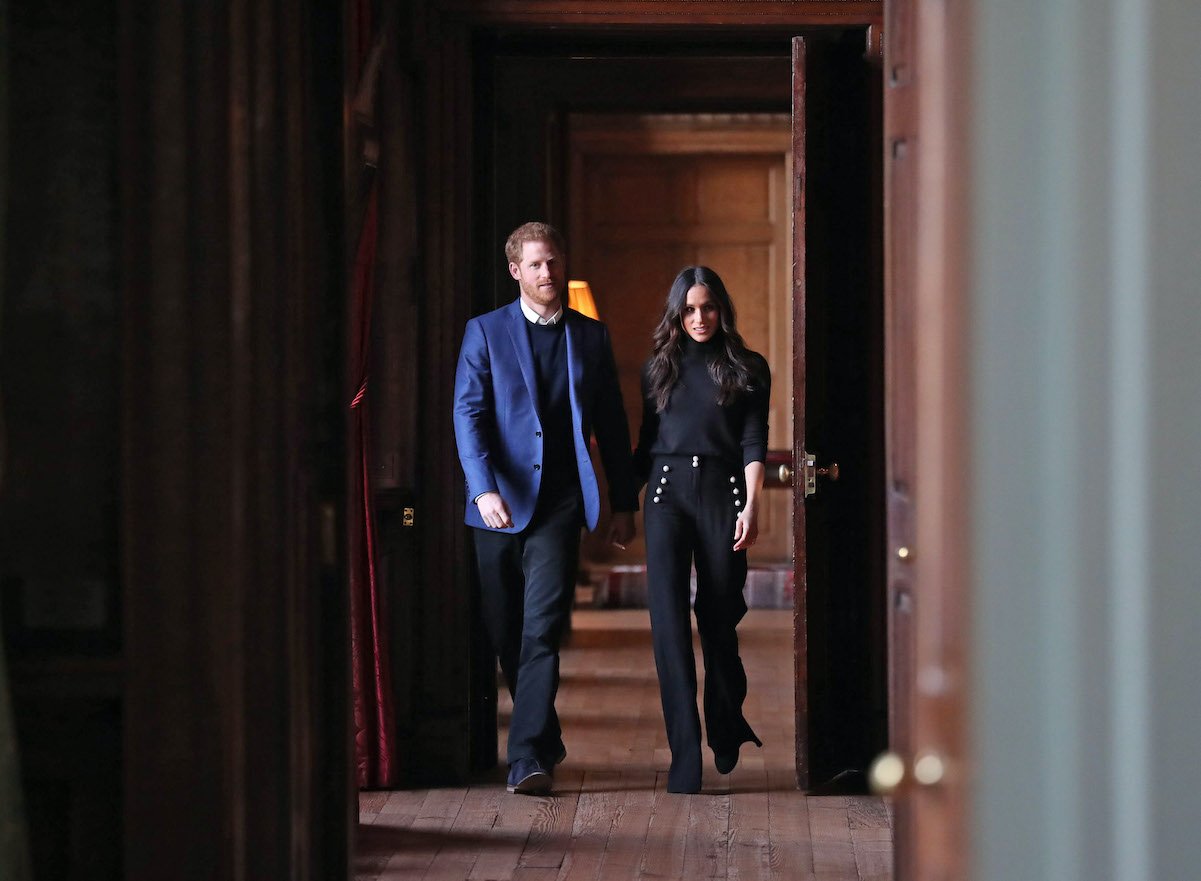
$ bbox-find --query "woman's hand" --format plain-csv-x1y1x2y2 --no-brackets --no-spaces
733,461,765,551
732,506,759,551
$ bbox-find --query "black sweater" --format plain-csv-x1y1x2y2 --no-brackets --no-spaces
527,319,578,499
632,336,770,484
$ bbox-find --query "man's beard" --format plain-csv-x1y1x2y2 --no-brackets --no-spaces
522,279,561,307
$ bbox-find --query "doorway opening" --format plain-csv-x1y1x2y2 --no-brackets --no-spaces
472,30,886,791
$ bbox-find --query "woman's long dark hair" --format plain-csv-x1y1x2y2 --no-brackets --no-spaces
645,266,761,413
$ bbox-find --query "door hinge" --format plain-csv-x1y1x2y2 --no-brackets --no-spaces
866,23,884,63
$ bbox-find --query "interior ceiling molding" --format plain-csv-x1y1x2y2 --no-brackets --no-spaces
440,0,882,27
569,112,792,154
571,111,792,128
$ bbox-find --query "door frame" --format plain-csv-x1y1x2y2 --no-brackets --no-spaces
883,0,972,877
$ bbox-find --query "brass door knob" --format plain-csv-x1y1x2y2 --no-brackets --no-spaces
778,463,792,484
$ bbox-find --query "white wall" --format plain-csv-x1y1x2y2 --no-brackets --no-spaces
971,1,1201,879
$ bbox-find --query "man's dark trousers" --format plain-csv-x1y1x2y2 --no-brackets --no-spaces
473,487,582,766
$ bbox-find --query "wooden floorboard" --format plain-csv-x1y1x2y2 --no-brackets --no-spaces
384,788,469,878
641,772,689,879
593,770,656,881
688,788,733,879
848,797,893,881
728,767,771,881
808,796,858,880
424,786,502,881
356,610,893,880
559,770,623,881
767,769,815,880
517,769,582,870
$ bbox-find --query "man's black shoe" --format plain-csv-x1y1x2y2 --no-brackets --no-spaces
506,757,552,795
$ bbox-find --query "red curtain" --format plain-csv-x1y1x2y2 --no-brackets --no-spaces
348,0,397,789
349,186,396,788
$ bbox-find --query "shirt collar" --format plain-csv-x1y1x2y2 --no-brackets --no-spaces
519,298,563,326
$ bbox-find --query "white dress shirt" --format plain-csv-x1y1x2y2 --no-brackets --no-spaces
519,298,563,326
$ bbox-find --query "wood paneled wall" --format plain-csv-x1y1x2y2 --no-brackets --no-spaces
3,3,125,878
373,4,495,781
4,2,349,879
118,2,348,879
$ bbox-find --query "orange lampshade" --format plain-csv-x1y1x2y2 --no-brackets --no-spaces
567,280,600,320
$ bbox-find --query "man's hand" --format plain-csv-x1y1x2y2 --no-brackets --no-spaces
608,511,636,549
476,491,514,530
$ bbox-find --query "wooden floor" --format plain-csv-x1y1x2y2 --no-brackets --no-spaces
357,609,893,880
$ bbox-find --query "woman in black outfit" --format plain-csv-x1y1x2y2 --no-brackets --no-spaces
633,266,768,793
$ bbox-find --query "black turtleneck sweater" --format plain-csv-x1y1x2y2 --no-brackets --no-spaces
632,336,770,483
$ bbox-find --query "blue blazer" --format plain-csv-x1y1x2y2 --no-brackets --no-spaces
453,299,639,533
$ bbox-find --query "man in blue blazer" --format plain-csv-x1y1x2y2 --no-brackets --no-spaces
454,222,638,794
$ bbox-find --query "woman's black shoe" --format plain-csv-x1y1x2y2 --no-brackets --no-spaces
714,746,740,775
715,734,763,775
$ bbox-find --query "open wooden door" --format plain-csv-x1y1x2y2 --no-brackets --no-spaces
790,34,813,789
792,32,888,792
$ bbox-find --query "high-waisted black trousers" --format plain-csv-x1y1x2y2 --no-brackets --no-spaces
644,453,761,792
473,490,582,767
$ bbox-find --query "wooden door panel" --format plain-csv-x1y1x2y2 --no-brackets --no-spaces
581,241,690,429
695,160,776,221
588,166,680,224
